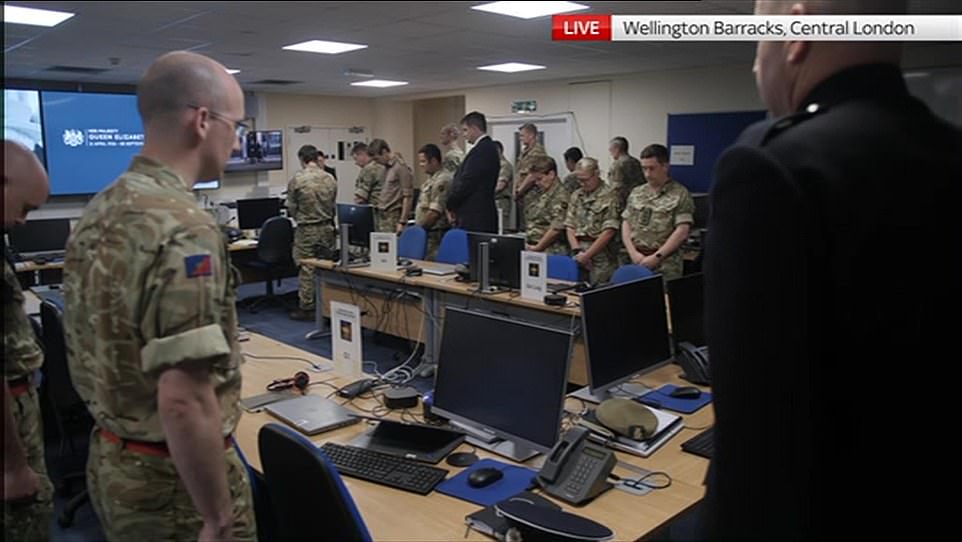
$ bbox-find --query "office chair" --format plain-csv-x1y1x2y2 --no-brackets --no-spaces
435,228,469,264
398,225,427,261
547,254,580,281
258,423,373,542
242,216,295,313
39,300,93,528
611,264,655,285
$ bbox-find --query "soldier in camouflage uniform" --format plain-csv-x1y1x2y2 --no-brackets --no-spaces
565,157,621,285
369,139,414,234
62,52,255,542
622,144,694,280
562,147,584,194
523,156,570,255
440,123,465,174
494,140,515,232
513,123,548,231
2,141,53,542
287,144,337,321
415,144,453,260
352,141,387,222
607,137,646,210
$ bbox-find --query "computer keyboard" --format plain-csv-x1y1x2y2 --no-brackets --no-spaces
680,426,714,459
318,442,448,495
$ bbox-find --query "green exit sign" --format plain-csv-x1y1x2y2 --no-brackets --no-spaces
511,100,537,113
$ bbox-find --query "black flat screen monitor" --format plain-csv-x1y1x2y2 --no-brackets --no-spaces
8,218,71,254
666,273,705,347
580,275,673,396
432,308,572,453
236,197,282,230
467,232,525,289
336,204,375,248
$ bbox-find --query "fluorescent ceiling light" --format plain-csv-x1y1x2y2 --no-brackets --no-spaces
903,71,930,78
350,80,409,88
3,5,76,27
471,1,588,20
478,62,546,73
225,69,241,75
282,39,367,55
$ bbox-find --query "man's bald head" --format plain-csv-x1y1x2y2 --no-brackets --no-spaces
137,51,239,127
3,140,49,226
752,0,905,116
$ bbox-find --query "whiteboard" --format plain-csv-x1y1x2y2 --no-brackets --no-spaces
488,113,574,173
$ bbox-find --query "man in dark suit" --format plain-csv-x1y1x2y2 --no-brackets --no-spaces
703,0,960,540
446,111,499,233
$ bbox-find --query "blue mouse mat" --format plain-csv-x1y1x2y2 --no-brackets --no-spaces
436,458,538,507
635,384,712,414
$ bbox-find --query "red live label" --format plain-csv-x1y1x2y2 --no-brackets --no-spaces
552,14,611,41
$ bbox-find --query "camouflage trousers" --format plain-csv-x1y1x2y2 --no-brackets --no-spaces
375,207,402,234
293,223,336,310
87,429,256,542
2,386,53,542
426,229,447,261
575,240,618,285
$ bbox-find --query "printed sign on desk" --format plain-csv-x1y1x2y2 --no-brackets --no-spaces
331,301,363,379
520,251,547,301
370,232,397,273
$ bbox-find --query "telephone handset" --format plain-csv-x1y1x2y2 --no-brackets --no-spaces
676,342,711,386
537,427,616,506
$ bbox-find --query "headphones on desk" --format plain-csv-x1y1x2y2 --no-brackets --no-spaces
266,371,310,393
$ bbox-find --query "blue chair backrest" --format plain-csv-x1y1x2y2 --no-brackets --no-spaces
258,423,372,542
547,255,579,281
611,264,655,285
435,228,469,264
398,225,427,260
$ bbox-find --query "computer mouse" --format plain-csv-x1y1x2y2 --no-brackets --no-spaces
446,451,479,467
398,258,413,267
670,386,702,399
467,467,503,488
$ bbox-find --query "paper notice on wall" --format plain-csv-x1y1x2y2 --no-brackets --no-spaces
520,251,547,301
670,145,695,166
331,301,363,379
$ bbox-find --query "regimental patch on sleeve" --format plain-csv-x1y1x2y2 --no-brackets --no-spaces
184,254,213,278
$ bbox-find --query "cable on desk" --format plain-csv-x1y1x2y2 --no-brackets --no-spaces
241,352,329,373
682,423,712,432
307,379,341,394
609,471,672,490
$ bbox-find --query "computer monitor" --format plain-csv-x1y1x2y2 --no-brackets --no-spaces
692,193,710,230
4,89,45,166
236,197,281,230
467,232,525,290
667,273,705,347
432,308,572,461
571,275,673,403
225,130,284,172
336,203,375,248
8,218,71,255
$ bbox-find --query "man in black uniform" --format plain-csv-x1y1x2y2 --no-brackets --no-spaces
703,0,961,540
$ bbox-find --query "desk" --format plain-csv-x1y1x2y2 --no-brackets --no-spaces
236,332,711,541
303,259,591,384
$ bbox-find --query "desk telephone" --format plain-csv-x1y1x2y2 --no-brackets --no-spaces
537,427,615,506
676,342,711,386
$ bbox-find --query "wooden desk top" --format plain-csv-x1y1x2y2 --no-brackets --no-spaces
235,333,710,541
302,258,582,317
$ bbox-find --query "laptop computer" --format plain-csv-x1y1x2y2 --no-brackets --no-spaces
348,418,465,464
421,262,457,276
265,394,359,436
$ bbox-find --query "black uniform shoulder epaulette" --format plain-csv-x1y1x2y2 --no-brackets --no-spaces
761,102,830,146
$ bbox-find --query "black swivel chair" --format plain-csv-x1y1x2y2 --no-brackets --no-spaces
242,216,295,313
39,300,94,528
258,424,372,542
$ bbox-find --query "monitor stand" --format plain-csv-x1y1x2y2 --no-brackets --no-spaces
450,420,540,463
569,382,652,404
